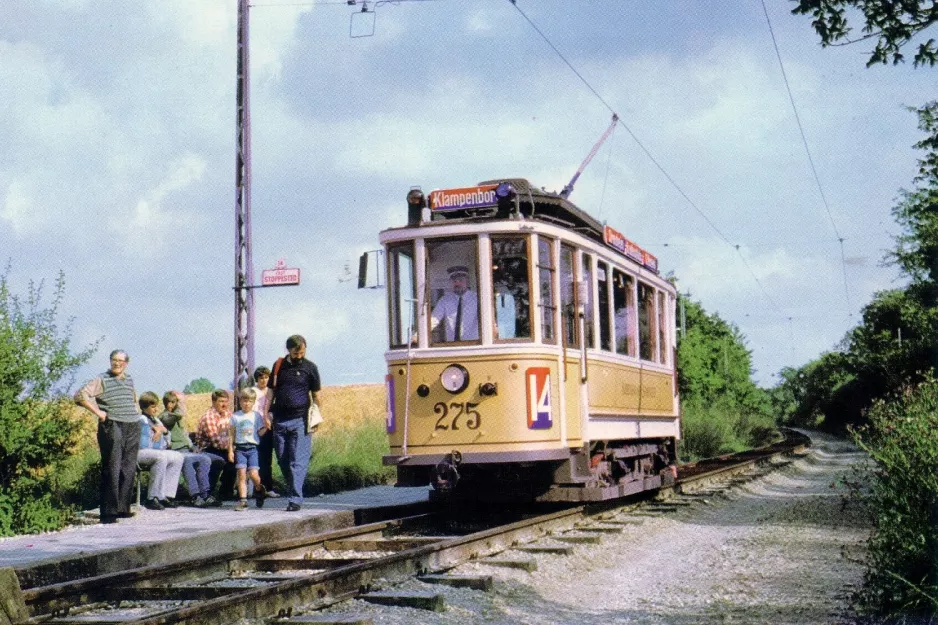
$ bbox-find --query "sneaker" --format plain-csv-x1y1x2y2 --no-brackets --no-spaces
160,499,178,508
192,496,208,508
234,500,248,511
206,495,223,507
285,502,301,512
255,485,267,509
143,498,164,511
265,490,281,498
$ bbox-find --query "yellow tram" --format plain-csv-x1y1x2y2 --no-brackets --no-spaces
369,178,679,502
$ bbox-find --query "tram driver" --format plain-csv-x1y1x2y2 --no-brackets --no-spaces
429,265,479,342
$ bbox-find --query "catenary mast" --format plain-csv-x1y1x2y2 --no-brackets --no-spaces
234,0,255,392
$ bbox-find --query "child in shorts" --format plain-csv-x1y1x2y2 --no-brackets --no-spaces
228,387,268,511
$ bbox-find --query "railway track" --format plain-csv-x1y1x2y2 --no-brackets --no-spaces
13,430,809,625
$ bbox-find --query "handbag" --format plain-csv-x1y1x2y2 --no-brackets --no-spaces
307,402,324,433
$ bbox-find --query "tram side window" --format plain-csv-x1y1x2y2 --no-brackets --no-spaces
426,238,479,345
612,269,635,357
582,254,595,349
657,291,668,364
388,244,416,348
560,244,578,348
491,236,531,341
638,281,658,362
538,238,556,343
597,261,611,351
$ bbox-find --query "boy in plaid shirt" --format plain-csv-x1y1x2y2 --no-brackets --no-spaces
195,389,234,503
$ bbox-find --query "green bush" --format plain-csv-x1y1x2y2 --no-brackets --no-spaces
54,446,102,512
848,376,938,619
0,270,97,535
680,398,778,462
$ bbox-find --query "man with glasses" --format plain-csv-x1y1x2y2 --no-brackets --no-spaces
76,350,141,524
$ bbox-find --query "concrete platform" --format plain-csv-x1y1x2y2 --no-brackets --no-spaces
0,486,430,589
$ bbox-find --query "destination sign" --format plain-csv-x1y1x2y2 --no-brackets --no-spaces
429,185,499,212
603,225,658,272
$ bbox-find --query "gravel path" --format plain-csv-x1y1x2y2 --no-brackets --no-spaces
316,431,869,624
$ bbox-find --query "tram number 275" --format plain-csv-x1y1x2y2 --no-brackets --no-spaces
434,402,481,431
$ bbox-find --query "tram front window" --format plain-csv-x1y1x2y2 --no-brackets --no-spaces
492,236,531,341
388,244,415,348
426,239,480,344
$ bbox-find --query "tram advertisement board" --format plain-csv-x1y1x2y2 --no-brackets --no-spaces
429,185,499,212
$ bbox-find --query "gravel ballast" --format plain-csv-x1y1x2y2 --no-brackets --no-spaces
315,431,868,624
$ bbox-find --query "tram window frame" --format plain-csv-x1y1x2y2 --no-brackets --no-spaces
425,237,481,346
612,268,636,357
657,290,668,364
387,243,416,349
537,237,557,344
597,260,611,351
582,253,595,349
560,244,579,349
638,280,658,362
491,235,532,343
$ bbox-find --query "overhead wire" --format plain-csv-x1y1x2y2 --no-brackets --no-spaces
759,0,853,311
506,0,785,314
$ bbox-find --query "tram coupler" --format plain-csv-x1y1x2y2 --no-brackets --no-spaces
432,450,463,492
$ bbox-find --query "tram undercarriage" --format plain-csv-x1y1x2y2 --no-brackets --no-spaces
403,438,678,504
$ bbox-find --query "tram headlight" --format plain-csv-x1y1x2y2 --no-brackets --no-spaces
440,364,469,394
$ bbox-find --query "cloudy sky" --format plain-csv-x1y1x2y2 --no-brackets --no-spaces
2,0,934,395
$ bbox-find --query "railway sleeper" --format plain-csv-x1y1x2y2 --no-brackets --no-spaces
515,545,575,556
270,615,375,625
360,590,446,612
418,573,494,591
478,558,537,572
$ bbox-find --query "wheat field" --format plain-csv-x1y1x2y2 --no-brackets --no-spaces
72,384,386,447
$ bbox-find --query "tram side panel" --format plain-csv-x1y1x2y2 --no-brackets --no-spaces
586,359,680,441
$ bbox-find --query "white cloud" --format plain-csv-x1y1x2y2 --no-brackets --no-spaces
1,180,38,234
110,154,207,252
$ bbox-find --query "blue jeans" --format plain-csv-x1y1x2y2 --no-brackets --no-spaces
273,418,312,505
180,451,213,498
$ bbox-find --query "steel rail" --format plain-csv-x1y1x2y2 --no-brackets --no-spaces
23,430,810,625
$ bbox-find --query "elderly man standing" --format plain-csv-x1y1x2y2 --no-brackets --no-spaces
269,335,321,511
75,350,141,524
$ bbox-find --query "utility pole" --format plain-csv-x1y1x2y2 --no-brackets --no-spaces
233,0,255,392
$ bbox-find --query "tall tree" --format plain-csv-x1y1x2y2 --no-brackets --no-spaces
792,0,938,66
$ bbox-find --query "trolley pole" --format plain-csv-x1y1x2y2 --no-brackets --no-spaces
233,0,255,391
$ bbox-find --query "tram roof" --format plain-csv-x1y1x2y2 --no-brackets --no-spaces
388,178,660,274
450,178,605,241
